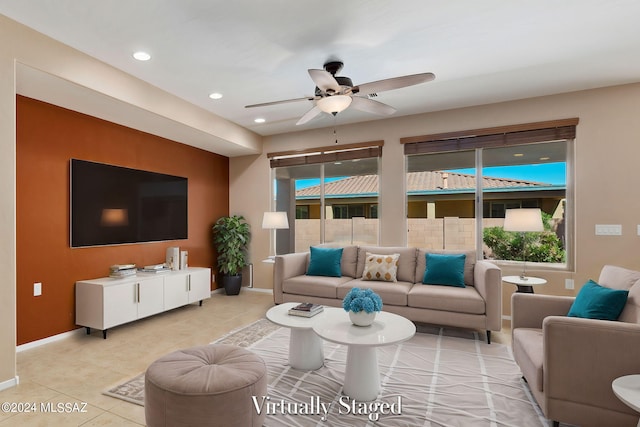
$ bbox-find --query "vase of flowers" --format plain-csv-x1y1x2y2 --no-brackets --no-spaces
342,287,383,326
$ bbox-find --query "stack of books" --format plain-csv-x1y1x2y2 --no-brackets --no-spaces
288,303,324,318
138,263,171,274
109,264,137,278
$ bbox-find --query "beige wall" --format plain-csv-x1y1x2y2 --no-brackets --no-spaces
0,53,16,388
231,83,640,317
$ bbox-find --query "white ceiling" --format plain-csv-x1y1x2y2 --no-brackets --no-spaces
3,0,640,137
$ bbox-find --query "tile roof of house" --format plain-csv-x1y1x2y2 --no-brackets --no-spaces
296,171,551,198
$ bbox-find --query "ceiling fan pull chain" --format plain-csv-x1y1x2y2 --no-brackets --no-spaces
333,116,338,144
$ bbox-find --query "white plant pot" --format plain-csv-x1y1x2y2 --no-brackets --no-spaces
349,310,377,327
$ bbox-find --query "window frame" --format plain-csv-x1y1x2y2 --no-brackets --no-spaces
402,119,576,271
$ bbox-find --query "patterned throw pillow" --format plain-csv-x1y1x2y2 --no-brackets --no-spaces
362,252,400,282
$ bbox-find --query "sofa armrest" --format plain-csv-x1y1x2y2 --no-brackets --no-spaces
511,293,574,330
543,316,640,417
273,252,308,304
473,260,502,331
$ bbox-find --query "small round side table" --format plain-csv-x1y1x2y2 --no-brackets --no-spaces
612,374,640,427
502,275,547,293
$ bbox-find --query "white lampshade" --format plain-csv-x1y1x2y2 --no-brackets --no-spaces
503,208,544,232
316,95,352,114
262,211,289,229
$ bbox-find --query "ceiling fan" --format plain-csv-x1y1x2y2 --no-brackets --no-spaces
245,61,435,125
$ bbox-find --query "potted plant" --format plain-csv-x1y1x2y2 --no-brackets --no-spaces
212,215,250,295
342,287,383,326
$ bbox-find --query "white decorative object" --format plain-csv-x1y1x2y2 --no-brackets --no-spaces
349,310,377,326
180,250,188,269
166,246,180,271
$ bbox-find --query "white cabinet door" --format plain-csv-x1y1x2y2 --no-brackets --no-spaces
103,281,138,329
163,274,189,311
137,277,165,319
187,268,211,303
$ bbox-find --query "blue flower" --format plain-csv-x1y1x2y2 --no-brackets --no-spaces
342,287,383,313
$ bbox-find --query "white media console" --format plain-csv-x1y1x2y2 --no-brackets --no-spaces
76,267,211,339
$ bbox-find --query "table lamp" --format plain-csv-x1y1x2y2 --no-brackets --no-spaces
503,208,543,280
262,211,289,259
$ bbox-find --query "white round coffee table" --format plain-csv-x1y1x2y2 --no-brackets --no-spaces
612,374,640,427
266,302,327,370
313,310,416,401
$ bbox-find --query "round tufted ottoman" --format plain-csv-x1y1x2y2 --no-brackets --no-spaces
144,344,267,427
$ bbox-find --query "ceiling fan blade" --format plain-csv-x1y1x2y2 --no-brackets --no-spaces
245,96,314,108
296,106,323,125
349,96,396,116
308,69,341,94
353,72,435,95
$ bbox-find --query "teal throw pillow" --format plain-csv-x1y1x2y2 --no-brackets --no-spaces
422,253,466,287
306,246,343,277
567,279,629,320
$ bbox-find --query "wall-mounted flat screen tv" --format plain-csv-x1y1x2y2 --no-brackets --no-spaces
70,159,188,247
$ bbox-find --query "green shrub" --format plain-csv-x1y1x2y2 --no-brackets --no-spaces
483,212,565,263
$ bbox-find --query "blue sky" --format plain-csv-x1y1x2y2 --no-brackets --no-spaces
457,163,566,185
295,162,566,190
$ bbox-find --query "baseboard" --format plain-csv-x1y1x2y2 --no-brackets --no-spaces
243,287,273,294
212,287,273,295
17,328,85,353
0,376,19,392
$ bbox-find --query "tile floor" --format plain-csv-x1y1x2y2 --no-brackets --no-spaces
0,290,511,426
0,290,275,426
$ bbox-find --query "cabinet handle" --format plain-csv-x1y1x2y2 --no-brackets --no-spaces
136,283,140,303
188,275,191,292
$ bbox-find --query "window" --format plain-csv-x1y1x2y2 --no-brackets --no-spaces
403,119,576,269
268,141,382,253
296,205,310,219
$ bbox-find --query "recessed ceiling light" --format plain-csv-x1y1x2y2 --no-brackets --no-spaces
539,156,550,161
254,118,266,123
133,51,151,61
209,92,223,100
513,153,524,157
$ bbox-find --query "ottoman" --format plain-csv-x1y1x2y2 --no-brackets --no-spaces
145,344,267,427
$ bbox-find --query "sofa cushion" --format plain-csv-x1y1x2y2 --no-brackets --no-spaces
598,265,640,290
422,253,466,287
362,252,400,282
567,279,629,320
337,279,413,307
315,244,358,278
407,283,485,314
512,328,544,392
619,279,640,324
356,246,417,283
306,246,343,277
416,249,476,286
282,275,352,299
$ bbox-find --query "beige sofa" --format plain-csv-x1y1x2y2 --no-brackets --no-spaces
512,265,640,427
273,245,502,343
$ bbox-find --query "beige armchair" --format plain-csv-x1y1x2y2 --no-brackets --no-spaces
511,265,640,427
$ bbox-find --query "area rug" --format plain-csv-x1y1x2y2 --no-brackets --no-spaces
102,318,279,405
104,319,558,426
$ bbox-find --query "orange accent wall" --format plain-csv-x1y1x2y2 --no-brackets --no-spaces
16,96,229,345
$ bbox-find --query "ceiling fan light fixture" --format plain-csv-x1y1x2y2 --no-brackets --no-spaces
317,95,352,114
